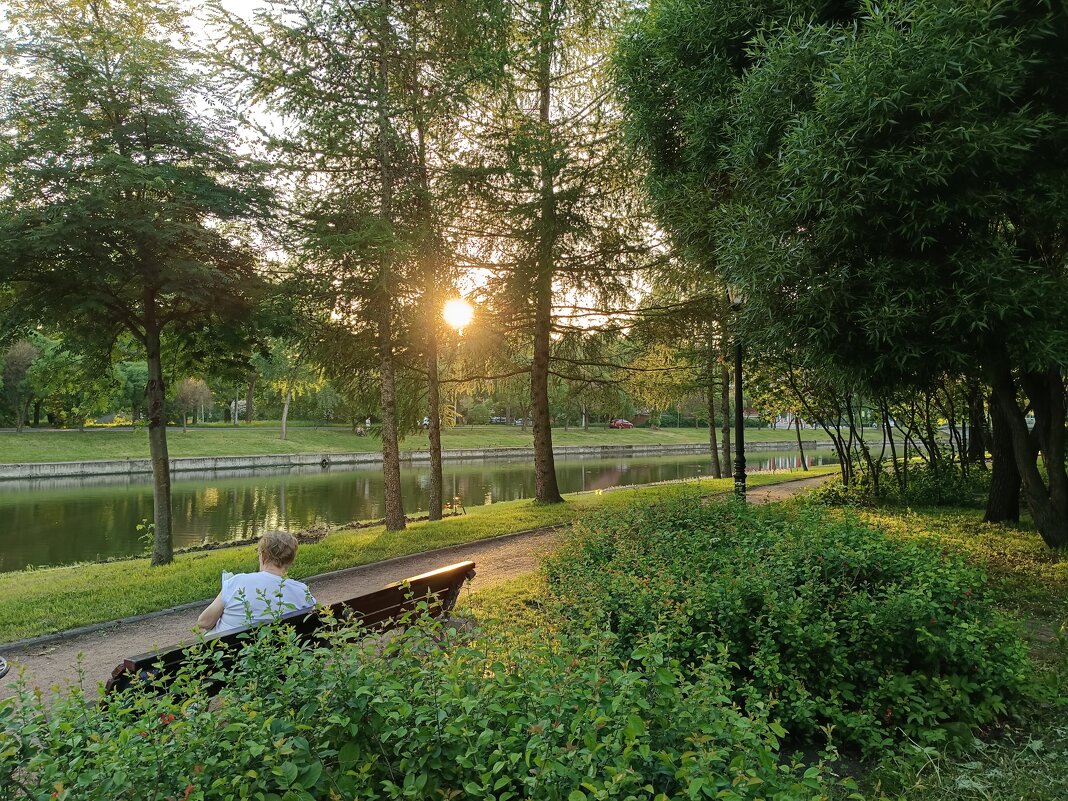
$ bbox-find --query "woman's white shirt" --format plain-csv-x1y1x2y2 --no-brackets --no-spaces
211,570,316,635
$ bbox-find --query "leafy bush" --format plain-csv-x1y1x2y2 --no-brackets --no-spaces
811,463,989,508
1,612,831,800
542,497,1031,753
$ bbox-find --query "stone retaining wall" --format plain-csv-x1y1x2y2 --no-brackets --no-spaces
0,439,825,480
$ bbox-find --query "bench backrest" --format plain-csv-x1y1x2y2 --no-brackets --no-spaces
104,560,476,696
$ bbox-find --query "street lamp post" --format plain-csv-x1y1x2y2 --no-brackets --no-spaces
727,286,746,500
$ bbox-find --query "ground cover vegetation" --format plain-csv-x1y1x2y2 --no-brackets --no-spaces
0,604,836,800
478,486,1068,800
5,487,1059,800
797,457,1067,798
0,469,834,642
544,498,1032,755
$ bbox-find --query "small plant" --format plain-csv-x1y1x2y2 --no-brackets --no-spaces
135,518,154,555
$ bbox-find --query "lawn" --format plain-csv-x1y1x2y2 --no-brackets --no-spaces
0,423,828,463
0,467,836,643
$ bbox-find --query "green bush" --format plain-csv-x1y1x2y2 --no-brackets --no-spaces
1,612,831,800
542,497,1031,753
811,463,989,508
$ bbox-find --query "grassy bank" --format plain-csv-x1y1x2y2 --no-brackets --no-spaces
0,423,829,463
0,467,835,643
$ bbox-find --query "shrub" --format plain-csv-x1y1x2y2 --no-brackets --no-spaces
0,612,831,800
542,497,1031,753
811,463,989,509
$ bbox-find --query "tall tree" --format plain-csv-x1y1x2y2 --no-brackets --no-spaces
465,0,646,503
0,0,264,564
620,0,1068,546
218,0,502,528
2,340,40,432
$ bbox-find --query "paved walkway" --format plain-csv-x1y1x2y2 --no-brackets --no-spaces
1,474,832,697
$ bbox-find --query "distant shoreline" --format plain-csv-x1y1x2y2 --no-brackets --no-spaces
0,439,826,481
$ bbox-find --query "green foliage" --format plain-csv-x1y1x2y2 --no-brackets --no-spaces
811,463,989,509
1,614,831,800
543,497,1031,753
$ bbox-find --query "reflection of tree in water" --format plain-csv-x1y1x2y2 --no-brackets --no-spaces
1,450,839,572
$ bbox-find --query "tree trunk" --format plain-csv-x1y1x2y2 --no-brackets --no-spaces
245,371,256,423
531,269,562,503
721,363,732,478
991,366,1067,547
33,398,41,427
883,401,902,492
985,391,1020,523
795,417,809,470
413,88,444,522
426,320,443,521
375,1,406,531
530,0,563,505
706,339,722,478
280,388,291,441
14,395,26,433
145,314,173,566
182,412,188,433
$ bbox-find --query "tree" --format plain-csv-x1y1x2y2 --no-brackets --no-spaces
218,0,503,528
253,339,322,441
0,0,265,564
26,344,118,429
172,378,212,432
625,343,694,431
2,340,40,431
463,0,649,504
620,0,1068,546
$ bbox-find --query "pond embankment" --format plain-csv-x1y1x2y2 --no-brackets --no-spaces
0,439,823,480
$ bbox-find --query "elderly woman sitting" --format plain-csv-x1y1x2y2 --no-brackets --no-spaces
197,530,316,635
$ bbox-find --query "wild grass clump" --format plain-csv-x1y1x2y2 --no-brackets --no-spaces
542,497,1032,753
0,611,834,800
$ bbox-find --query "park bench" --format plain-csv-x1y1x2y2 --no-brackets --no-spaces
104,560,476,696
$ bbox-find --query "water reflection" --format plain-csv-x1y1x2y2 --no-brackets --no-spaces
0,449,836,572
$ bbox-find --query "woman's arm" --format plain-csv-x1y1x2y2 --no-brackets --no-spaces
196,593,224,631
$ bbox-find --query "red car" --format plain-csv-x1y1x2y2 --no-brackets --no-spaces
609,419,634,429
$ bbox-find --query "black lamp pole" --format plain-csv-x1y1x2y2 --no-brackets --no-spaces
727,285,747,501
733,334,746,500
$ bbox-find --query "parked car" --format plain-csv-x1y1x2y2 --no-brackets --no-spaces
609,419,634,429
513,418,527,426
490,416,507,424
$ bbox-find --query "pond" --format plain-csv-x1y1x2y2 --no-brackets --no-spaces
0,448,837,572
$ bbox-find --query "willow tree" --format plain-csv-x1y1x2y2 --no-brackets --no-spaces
0,0,264,564
217,0,503,527
463,0,647,503
620,0,1068,547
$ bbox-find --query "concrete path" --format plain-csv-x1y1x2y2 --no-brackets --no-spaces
0,473,832,697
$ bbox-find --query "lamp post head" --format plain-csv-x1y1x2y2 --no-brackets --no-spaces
727,285,746,311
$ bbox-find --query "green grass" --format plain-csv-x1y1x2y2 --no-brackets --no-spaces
461,499,1068,801
0,467,836,643
0,423,828,463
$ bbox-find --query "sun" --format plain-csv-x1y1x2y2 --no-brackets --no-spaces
442,298,474,332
